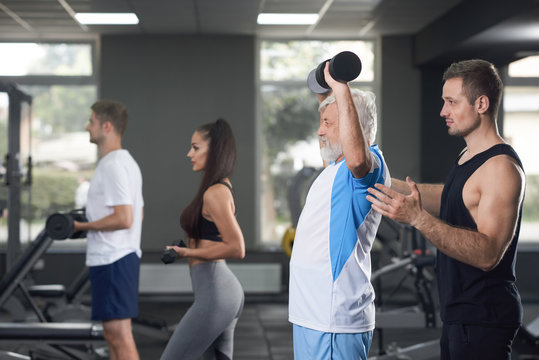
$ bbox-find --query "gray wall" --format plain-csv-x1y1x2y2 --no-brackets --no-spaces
99,34,256,251
419,67,464,183
380,35,422,181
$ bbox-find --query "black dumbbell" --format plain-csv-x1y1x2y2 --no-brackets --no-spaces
161,240,187,264
46,209,88,240
307,51,362,94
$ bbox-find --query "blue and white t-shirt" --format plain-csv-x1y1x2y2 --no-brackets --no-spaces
289,145,390,333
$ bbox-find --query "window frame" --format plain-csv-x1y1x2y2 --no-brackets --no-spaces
0,40,98,87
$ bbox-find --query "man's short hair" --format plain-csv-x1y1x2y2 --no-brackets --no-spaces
319,88,377,145
91,100,128,135
443,59,503,120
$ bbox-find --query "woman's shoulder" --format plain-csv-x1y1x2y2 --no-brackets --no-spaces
204,180,233,199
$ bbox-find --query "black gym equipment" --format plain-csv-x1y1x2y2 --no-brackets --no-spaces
45,209,88,240
1,81,33,271
0,229,64,321
307,51,362,94
0,350,31,359
370,218,440,359
161,240,187,264
0,215,105,359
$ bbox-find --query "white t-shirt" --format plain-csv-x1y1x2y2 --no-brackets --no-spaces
75,180,90,208
289,145,390,333
85,149,144,266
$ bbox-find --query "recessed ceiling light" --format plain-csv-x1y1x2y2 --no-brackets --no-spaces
74,13,139,25
257,13,319,25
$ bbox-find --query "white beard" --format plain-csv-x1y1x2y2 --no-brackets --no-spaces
319,136,343,163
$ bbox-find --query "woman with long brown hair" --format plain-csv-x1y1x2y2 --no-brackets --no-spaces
161,118,245,360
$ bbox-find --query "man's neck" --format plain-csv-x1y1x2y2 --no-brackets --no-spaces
98,141,122,158
463,118,504,158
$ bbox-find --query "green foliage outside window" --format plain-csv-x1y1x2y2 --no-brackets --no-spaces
23,85,96,136
23,169,94,220
262,87,319,159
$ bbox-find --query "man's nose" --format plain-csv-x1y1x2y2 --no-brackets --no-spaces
440,104,448,117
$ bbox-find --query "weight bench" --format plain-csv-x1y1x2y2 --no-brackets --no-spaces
0,351,31,360
0,322,104,360
0,322,103,343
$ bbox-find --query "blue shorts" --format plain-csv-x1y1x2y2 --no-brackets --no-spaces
293,324,373,360
89,252,140,321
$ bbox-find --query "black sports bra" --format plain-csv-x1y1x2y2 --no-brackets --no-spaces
197,181,235,242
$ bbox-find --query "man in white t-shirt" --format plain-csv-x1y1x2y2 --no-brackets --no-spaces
289,62,390,359
74,100,143,360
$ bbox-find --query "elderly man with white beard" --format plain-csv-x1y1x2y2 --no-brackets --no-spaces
288,62,391,360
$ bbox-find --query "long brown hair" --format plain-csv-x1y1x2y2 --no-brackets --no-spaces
180,118,236,240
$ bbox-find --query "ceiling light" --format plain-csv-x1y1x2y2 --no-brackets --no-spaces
74,13,139,25
257,13,318,25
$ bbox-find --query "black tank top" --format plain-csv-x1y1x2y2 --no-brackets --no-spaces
438,143,523,327
197,181,235,242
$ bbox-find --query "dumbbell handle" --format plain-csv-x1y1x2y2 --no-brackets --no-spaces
173,240,187,247
160,240,186,264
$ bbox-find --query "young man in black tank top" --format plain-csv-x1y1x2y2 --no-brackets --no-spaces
366,59,525,359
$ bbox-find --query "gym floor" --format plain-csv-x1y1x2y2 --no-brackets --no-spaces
136,299,296,360
136,299,436,360
134,298,539,360
1,297,537,359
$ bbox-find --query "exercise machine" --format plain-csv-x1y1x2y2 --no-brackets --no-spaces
370,218,440,360
0,217,105,359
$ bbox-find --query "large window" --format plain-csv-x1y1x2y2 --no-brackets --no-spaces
259,40,376,247
504,56,539,244
0,42,97,246
0,43,92,76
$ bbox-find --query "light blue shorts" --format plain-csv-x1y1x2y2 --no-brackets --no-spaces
293,324,373,360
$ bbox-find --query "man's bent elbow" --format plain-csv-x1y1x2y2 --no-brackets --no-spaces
119,216,133,230
348,160,371,179
478,257,501,272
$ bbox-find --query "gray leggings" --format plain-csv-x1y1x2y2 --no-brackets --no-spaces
161,261,244,360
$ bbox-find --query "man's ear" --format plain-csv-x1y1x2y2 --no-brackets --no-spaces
476,95,490,114
102,120,113,133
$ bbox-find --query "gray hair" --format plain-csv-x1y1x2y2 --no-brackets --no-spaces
318,88,377,145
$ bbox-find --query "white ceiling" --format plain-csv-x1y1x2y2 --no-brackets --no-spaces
1,0,538,66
